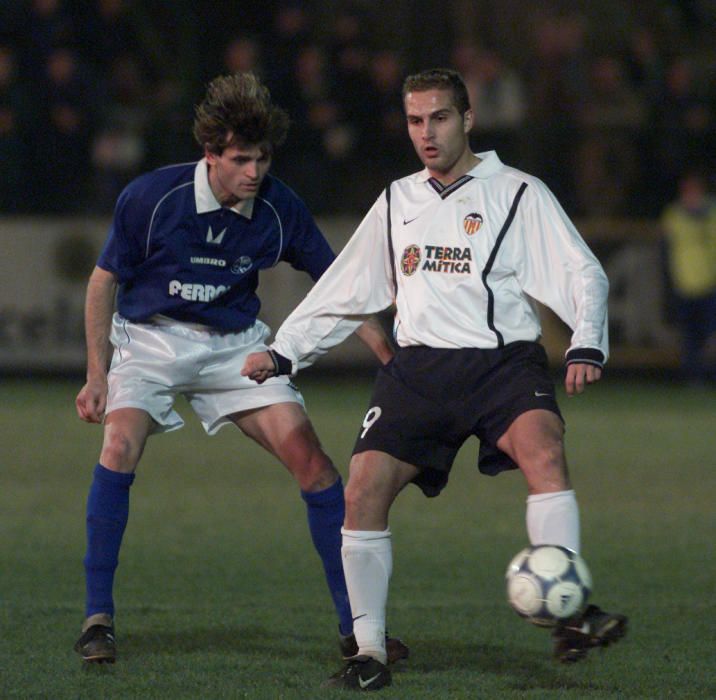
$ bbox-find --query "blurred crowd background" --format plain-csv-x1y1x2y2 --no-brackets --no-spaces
1,0,715,218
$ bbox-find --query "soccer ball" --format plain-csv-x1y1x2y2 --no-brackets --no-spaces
505,545,592,627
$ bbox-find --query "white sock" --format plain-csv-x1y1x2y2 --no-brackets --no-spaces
526,489,580,553
341,528,392,664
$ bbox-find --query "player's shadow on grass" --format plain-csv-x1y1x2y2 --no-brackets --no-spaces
407,638,590,691
123,625,323,660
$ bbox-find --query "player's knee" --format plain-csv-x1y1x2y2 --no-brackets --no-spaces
523,441,570,491
343,479,390,529
343,462,383,513
343,481,369,514
292,449,339,492
100,431,142,472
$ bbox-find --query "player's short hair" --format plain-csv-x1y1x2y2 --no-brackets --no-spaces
193,72,290,155
402,68,471,115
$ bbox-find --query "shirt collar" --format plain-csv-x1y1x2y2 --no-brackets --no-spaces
415,150,504,183
194,158,255,219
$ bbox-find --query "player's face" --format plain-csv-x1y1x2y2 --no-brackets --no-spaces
206,142,272,206
404,88,474,180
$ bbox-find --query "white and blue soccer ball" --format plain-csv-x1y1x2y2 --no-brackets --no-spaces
505,545,592,627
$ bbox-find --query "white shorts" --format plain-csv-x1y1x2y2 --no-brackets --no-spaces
107,314,304,435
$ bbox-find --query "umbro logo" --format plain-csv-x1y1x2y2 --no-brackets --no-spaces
206,225,227,245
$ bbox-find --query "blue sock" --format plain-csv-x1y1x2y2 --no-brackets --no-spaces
83,463,135,618
301,478,353,636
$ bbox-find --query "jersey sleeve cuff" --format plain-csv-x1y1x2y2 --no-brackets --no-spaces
267,348,294,376
565,347,605,369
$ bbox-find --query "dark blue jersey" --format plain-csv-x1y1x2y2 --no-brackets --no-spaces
97,160,336,330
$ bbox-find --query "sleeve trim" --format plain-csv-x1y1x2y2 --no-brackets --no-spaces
565,347,605,368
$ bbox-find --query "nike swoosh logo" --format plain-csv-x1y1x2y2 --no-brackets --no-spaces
352,613,367,622
359,672,382,689
534,391,551,397
403,216,419,225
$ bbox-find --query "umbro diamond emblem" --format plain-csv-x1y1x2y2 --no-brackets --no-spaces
206,225,227,245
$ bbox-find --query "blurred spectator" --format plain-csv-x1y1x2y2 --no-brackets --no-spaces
574,55,646,216
623,25,667,216
328,5,374,128
263,2,312,96
0,44,31,212
77,0,143,73
21,0,76,75
90,53,150,211
272,44,346,212
653,57,714,207
524,13,589,211
661,171,716,385
222,36,263,77
143,79,198,170
365,50,411,178
452,42,525,163
0,2,26,45
35,46,100,212
624,26,664,104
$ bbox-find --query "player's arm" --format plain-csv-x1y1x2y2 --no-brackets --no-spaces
353,316,395,365
75,266,118,423
242,316,394,384
516,184,609,395
243,192,395,382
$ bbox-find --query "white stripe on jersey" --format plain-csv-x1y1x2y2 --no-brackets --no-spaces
273,151,609,372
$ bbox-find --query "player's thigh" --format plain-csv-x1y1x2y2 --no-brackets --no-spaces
496,409,570,493
101,407,156,473
344,450,419,530
229,402,336,489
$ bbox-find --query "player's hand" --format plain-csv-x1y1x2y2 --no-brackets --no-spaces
76,376,108,423
565,363,602,396
241,351,276,384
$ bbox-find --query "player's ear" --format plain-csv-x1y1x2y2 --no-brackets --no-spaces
463,109,474,133
204,145,216,164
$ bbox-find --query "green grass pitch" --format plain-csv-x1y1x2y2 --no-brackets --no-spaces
1,375,715,698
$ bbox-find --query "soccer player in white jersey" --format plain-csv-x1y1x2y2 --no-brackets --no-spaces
72,72,409,665
242,68,627,690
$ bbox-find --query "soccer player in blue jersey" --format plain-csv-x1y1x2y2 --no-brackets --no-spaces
73,72,408,665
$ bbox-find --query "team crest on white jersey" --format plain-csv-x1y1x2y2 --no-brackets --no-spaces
206,225,227,245
400,244,421,276
463,212,483,236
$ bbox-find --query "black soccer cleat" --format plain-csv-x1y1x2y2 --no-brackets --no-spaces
323,655,392,691
74,614,116,663
553,604,628,663
339,631,409,664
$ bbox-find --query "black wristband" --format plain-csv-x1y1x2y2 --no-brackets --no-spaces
565,347,605,369
267,348,292,375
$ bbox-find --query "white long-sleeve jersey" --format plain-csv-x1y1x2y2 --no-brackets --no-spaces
273,151,609,373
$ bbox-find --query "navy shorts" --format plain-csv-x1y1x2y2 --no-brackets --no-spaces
352,341,563,497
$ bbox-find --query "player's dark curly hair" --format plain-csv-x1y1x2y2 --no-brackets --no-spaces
193,72,290,154
402,68,471,115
